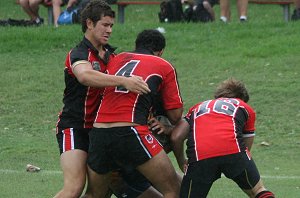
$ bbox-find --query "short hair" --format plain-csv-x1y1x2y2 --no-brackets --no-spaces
80,0,115,33
135,29,166,52
214,78,250,102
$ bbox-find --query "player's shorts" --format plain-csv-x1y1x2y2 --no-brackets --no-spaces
111,169,151,198
180,151,261,197
56,127,90,155
87,125,163,174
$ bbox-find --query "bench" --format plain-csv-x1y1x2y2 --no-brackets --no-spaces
42,1,54,25
115,1,160,24
249,0,294,22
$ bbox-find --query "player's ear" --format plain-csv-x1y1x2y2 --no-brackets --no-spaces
157,49,164,57
86,18,94,30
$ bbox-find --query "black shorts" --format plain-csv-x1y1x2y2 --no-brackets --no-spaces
87,126,163,174
112,169,151,198
56,127,90,154
180,151,261,198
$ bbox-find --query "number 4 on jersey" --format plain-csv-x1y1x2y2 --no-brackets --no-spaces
115,60,140,92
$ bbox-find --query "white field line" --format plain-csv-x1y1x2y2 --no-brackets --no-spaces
0,169,299,179
0,169,61,174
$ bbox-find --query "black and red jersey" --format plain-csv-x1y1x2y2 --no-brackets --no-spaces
57,37,116,129
95,50,183,125
184,98,256,163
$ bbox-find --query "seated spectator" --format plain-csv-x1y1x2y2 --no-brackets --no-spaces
292,0,300,20
182,0,218,22
19,0,45,25
52,0,79,27
220,0,248,22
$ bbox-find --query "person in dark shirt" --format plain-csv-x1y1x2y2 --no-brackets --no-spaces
54,1,150,197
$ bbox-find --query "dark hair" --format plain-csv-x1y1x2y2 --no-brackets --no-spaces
135,29,166,52
214,78,250,102
80,0,115,33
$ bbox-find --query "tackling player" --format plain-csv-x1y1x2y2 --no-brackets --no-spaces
171,78,275,198
54,1,150,197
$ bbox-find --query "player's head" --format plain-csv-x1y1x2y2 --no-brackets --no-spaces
135,29,166,55
80,0,115,33
214,78,249,102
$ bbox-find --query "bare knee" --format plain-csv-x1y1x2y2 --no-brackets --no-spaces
19,0,28,6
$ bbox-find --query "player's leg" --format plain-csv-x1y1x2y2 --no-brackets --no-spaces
103,125,179,198
138,186,162,198
229,154,275,198
54,150,87,198
180,160,218,198
84,127,115,198
110,169,163,198
54,128,90,198
84,166,112,198
137,150,180,198
243,179,275,198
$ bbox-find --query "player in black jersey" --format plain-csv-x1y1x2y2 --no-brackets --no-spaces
54,1,150,197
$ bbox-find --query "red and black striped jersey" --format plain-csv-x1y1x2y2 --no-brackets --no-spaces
57,37,116,129
95,50,183,125
184,98,256,162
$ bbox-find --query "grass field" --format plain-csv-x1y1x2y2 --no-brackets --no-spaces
0,0,300,197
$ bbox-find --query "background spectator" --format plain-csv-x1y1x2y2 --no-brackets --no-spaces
52,0,79,27
292,0,300,20
19,0,45,25
220,0,248,22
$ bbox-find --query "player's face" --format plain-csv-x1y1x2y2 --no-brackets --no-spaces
91,16,114,45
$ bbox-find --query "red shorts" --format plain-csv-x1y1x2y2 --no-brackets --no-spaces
87,125,163,174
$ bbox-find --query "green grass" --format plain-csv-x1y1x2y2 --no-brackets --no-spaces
0,1,300,197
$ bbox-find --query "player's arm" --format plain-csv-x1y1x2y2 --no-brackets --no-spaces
243,135,254,151
171,119,189,172
165,108,183,125
72,61,150,94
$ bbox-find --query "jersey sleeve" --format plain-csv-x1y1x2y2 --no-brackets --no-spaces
160,67,183,110
242,104,256,137
64,46,90,76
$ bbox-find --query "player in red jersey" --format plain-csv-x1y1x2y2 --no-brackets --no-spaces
54,1,150,197
85,29,184,198
171,78,275,198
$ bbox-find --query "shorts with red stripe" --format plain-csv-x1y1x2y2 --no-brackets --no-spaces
56,128,90,155
87,125,163,174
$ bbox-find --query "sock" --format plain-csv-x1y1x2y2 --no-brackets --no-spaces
35,18,40,23
240,16,247,21
255,190,275,198
220,16,227,22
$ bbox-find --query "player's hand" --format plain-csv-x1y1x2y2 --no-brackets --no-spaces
123,76,150,94
180,158,188,173
148,117,165,134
